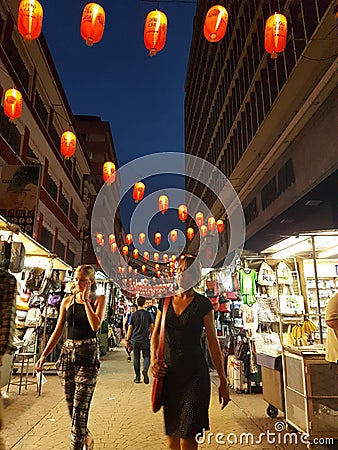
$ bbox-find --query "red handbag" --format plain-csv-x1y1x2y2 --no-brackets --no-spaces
151,296,170,413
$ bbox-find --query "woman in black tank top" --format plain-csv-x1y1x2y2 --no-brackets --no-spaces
36,265,106,450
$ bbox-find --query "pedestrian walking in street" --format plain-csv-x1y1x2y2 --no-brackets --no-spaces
0,269,17,450
146,298,158,323
125,297,154,383
123,303,137,361
151,254,230,450
36,265,106,450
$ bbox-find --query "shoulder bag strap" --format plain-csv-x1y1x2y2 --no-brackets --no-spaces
158,297,170,366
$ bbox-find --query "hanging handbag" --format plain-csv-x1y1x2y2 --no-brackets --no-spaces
151,296,170,413
9,241,26,273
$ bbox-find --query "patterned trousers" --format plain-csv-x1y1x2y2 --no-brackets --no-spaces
56,339,100,450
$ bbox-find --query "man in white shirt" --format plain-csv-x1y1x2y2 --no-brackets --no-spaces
325,293,338,371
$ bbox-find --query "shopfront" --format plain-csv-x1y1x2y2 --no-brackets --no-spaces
0,215,72,387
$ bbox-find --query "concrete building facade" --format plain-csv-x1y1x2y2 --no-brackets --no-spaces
184,0,337,256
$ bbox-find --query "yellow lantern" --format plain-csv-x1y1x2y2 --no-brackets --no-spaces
195,212,204,227
158,195,169,214
154,232,162,246
207,217,216,232
138,233,146,245
126,234,133,245
103,162,116,184
170,230,177,242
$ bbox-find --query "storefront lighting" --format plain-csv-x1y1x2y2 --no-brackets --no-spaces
270,238,311,259
318,245,338,259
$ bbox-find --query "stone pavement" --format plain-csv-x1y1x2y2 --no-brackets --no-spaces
0,346,333,450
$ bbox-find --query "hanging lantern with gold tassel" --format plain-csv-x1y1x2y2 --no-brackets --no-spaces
264,12,287,59
4,89,22,121
18,0,43,42
178,205,188,222
187,227,194,241
203,5,228,43
158,195,169,215
80,3,105,46
133,182,145,203
126,234,133,246
144,10,167,56
60,131,76,159
103,162,116,184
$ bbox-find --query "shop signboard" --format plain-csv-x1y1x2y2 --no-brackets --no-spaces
0,165,41,236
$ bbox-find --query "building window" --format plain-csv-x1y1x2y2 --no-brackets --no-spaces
3,38,30,92
73,169,81,191
68,249,75,267
65,158,73,173
60,193,69,216
41,226,53,251
244,198,258,225
46,173,58,202
55,239,65,260
26,147,41,165
49,123,60,151
34,91,48,127
0,108,21,154
70,208,79,228
261,176,278,210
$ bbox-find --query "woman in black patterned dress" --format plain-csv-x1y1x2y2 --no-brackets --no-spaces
151,255,230,450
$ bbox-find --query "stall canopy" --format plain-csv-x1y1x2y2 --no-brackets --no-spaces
0,215,72,271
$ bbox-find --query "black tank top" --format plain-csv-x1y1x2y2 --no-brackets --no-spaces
66,300,97,339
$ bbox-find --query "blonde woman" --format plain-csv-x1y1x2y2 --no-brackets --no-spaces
36,265,106,450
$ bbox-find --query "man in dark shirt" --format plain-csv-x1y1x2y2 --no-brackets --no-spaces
125,297,154,383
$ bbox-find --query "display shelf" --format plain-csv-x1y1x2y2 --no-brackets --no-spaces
305,277,337,343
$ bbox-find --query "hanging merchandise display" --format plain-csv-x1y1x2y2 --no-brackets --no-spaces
276,261,293,285
238,266,257,306
257,261,276,287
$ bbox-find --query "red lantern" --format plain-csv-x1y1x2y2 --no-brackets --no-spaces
187,227,194,241
178,205,188,222
128,265,133,273
103,162,116,184
142,265,146,273
60,131,76,159
126,234,133,245
154,252,159,262
80,3,105,46
143,251,149,261
134,268,138,275
4,89,22,121
207,217,216,232
122,245,129,256
200,225,208,237
96,233,104,246
110,243,117,253
156,270,161,278
203,5,228,43
158,195,168,214
216,219,224,233
118,266,123,274
155,263,160,271
170,230,177,242
139,233,146,245
264,13,287,59
133,249,139,259
144,10,167,56
133,182,145,202
154,232,162,246
18,0,43,42
195,212,204,227
163,254,169,263
108,234,115,245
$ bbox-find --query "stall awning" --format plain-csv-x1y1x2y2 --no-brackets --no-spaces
0,216,72,271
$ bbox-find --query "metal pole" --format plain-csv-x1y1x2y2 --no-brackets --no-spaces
311,235,323,344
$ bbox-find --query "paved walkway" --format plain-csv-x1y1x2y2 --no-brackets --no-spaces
0,346,330,450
